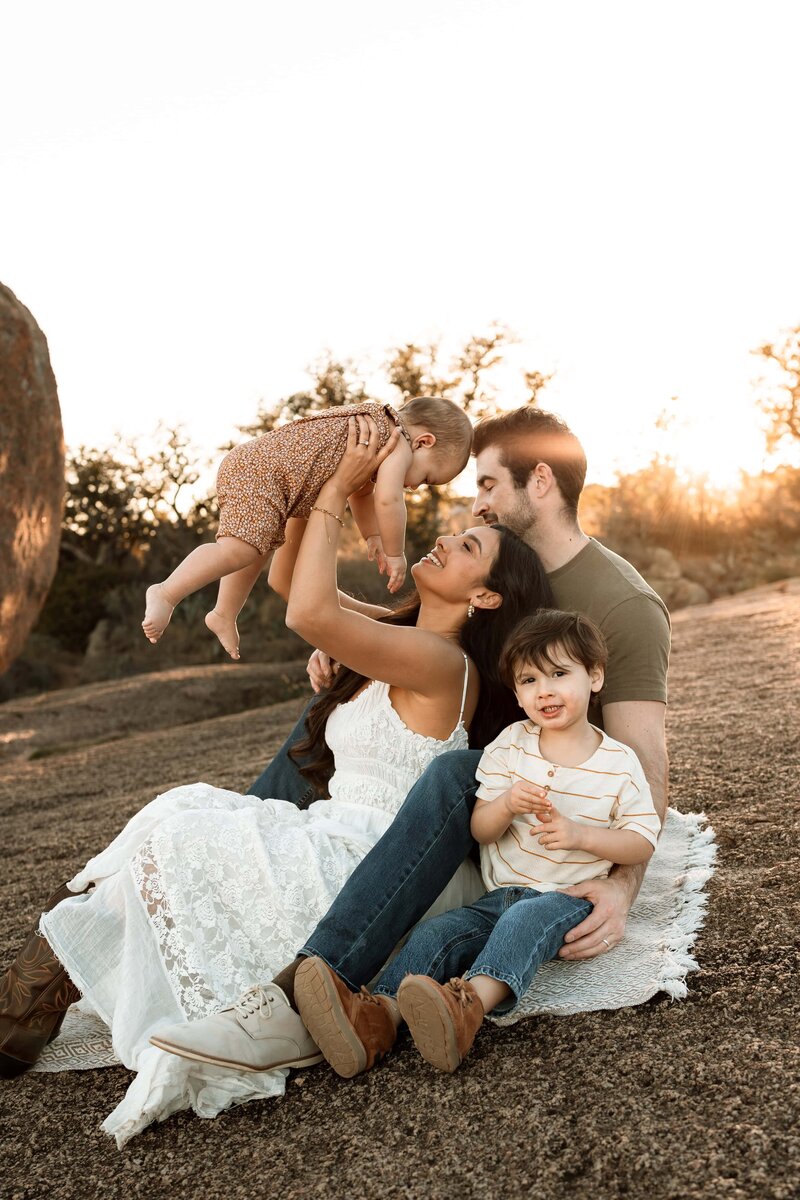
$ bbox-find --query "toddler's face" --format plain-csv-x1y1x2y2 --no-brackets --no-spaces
513,648,603,733
404,447,463,489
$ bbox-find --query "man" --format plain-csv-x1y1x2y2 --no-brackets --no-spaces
153,407,670,1072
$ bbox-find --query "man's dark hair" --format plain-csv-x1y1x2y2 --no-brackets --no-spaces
499,609,608,689
472,406,587,515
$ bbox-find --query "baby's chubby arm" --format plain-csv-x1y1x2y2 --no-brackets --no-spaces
373,439,414,592
530,800,655,865
471,780,550,844
348,487,387,571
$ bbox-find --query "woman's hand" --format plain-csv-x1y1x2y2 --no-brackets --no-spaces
324,415,402,501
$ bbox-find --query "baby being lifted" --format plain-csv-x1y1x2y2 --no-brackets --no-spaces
142,397,472,659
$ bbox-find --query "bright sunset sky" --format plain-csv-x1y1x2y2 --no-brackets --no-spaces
2,1,799,489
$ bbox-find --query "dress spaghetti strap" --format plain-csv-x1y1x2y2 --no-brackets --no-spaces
458,652,470,726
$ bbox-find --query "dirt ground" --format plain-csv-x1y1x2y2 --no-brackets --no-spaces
1,582,798,1200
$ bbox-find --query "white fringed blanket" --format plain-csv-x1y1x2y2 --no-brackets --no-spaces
32,807,716,1071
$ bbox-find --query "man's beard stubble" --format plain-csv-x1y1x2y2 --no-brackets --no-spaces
482,491,538,543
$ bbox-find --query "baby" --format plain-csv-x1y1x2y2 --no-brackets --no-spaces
295,609,662,1076
142,397,472,658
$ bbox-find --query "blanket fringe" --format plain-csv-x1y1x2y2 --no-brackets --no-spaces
657,812,716,1000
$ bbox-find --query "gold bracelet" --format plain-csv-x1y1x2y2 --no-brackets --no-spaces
309,504,345,547
310,505,345,527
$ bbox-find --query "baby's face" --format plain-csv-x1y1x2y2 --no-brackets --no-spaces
404,447,463,489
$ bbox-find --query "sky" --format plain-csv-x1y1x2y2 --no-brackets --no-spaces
2,0,799,490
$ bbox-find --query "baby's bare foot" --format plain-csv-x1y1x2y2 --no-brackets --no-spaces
142,584,175,643
205,609,240,660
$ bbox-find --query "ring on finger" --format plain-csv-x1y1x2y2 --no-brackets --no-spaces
602,937,611,949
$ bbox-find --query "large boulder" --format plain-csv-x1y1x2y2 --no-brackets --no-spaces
0,283,64,674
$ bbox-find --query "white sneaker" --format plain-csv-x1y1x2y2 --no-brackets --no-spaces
150,983,323,1071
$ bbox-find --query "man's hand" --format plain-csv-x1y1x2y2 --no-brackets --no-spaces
306,649,337,693
529,803,583,852
556,874,633,960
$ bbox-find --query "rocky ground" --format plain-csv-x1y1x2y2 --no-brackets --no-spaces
1,582,798,1200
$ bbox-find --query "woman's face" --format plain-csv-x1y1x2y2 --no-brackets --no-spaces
410,525,502,603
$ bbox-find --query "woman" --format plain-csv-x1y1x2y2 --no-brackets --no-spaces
0,417,552,1144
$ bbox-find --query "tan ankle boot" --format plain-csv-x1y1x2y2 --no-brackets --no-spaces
0,883,84,1078
397,975,484,1073
294,957,397,1079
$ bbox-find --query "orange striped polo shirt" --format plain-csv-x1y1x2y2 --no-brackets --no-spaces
475,720,660,893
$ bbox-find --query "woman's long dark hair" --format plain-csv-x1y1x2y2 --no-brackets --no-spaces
289,524,554,795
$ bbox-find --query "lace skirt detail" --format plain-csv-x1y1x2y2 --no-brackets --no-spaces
39,782,483,1145
42,785,388,1049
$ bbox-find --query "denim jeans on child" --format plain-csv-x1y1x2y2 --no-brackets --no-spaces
373,887,593,1015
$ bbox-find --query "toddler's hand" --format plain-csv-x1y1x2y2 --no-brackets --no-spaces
366,534,387,574
384,554,407,593
504,780,549,815
530,804,583,852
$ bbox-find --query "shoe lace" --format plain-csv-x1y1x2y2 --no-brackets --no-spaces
234,984,274,1019
358,986,382,1007
447,978,474,1008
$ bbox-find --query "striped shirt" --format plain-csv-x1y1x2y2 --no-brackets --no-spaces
475,720,661,893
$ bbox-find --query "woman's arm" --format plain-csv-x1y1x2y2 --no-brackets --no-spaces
269,517,392,618
285,418,464,696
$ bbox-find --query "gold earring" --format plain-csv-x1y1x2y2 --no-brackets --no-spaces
467,602,475,618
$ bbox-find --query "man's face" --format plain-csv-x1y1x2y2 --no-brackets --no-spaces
472,446,537,537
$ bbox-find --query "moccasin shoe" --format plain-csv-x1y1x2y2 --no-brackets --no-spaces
150,983,323,1071
294,956,397,1079
397,975,484,1073
0,883,86,1079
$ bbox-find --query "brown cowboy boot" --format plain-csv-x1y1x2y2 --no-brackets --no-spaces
0,883,85,1078
294,956,398,1079
397,975,485,1073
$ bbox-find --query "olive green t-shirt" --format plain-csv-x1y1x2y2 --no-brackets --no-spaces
547,538,670,726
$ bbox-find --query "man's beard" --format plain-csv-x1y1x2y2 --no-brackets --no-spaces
484,491,537,539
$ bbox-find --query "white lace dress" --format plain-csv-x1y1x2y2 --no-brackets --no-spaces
40,673,482,1146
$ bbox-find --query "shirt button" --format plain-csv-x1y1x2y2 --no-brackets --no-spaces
547,769,556,777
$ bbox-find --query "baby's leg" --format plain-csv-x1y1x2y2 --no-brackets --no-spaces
205,554,270,660
142,537,262,643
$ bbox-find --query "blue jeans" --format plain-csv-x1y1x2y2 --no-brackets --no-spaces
248,701,319,809
249,707,481,988
250,709,487,989
374,888,592,1015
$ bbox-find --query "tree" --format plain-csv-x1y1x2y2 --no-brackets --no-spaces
385,341,460,400
453,322,518,420
237,354,369,437
753,325,800,451
523,369,554,405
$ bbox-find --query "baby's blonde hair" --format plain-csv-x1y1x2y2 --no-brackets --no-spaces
399,396,473,474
